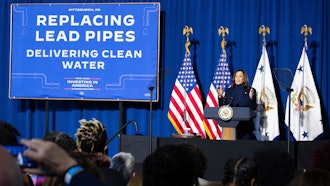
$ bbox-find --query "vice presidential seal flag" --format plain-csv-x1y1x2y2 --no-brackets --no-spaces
203,52,231,140
168,52,206,138
252,45,279,141
284,45,323,141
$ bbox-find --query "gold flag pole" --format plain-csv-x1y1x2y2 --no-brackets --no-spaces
256,25,271,142
301,24,312,49
217,26,234,140
258,25,270,46
218,26,229,56
217,26,229,88
183,26,193,56
181,26,193,133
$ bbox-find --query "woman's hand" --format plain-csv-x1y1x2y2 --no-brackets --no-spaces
249,88,254,100
21,139,78,176
217,87,223,98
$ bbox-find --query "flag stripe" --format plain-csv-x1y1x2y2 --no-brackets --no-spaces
168,81,188,133
203,84,221,139
206,85,218,107
186,86,205,136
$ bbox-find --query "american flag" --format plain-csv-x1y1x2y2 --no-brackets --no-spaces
203,52,232,140
168,52,206,138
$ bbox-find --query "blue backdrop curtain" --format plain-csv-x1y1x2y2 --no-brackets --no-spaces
1,0,329,156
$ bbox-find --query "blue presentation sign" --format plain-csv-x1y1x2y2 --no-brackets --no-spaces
9,3,160,101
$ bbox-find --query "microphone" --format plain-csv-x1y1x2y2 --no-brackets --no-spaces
222,96,227,105
129,120,138,132
286,88,293,92
228,96,234,106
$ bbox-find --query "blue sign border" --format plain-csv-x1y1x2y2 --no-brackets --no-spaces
9,3,160,102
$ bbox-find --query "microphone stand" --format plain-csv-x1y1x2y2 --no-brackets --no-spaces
286,88,293,154
45,100,49,134
148,86,154,155
106,120,138,145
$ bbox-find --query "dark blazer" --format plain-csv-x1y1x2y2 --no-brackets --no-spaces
70,166,126,186
71,171,105,186
220,84,257,110
219,84,257,140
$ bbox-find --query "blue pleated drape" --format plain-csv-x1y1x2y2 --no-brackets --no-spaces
1,0,329,156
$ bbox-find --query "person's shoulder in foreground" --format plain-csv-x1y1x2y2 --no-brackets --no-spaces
0,145,24,186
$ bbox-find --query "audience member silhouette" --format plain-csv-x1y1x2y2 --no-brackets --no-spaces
221,157,256,186
110,151,136,183
75,118,126,186
311,141,330,171
44,130,77,153
0,121,21,145
142,143,199,186
75,118,110,165
30,130,78,186
289,169,330,186
252,148,296,186
43,151,101,186
206,182,225,186
177,143,208,178
177,143,224,185
38,129,81,186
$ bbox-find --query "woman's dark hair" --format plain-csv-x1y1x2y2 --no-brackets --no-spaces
231,70,249,87
143,144,198,186
222,157,256,186
177,143,208,178
43,130,77,153
0,121,21,145
252,148,296,186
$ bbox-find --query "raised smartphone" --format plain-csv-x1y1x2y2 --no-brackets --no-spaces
4,145,37,168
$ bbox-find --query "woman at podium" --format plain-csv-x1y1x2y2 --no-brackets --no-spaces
217,69,257,140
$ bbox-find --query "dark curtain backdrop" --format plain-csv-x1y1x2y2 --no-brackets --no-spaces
1,0,329,156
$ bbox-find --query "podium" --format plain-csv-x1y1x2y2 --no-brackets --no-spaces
204,107,256,140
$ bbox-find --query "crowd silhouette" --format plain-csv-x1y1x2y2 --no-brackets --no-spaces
1,120,330,186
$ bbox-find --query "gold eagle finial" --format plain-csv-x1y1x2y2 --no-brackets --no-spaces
301,24,312,49
218,26,229,56
183,26,193,56
258,25,270,45
301,24,312,38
